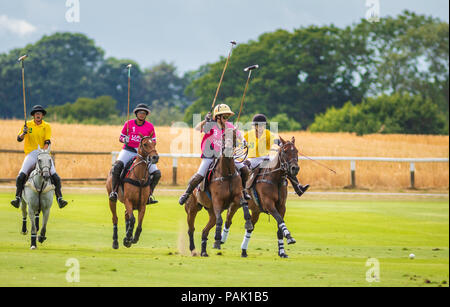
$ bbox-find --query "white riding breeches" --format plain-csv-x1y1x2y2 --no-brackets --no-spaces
117,149,159,174
248,156,270,169
196,158,245,177
19,150,56,176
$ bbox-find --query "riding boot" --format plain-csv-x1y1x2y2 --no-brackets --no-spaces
147,170,161,205
178,173,204,205
109,161,124,202
11,172,27,208
240,166,251,200
288,175,310,197
51,173,68,209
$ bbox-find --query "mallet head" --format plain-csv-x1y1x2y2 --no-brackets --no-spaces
230,41,237,46
17,55,28,62
244,64,259,72
127,64,132,69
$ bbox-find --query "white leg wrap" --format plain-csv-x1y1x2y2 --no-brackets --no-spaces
221,227,230,243
278,239,285,255
240,230,252,250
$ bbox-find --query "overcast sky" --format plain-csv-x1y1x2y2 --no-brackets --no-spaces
0,0,448,74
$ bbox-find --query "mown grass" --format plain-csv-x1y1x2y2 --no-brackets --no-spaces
0,191,448,287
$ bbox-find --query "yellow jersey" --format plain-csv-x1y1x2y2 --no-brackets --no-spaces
244,129,278,158
18,120,52,155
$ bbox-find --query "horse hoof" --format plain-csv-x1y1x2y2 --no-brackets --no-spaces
201,251,209,257
245,220,254,231
38,236,46,244
287,237,296,245
123,238,132,248
241,250,248,258
112,241,119,249
30,246,37,250
279,253,289,258
21,231,28,235
213,241,221,249
191,251,198,257
132,238,139,244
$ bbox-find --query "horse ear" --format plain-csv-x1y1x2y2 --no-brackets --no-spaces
291,136,295,144
279,136,286,144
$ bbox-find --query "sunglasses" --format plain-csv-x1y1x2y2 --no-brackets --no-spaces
221,115,230,120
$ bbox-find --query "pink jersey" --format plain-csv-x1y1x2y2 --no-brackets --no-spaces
120,120,156,150
201,121,241,158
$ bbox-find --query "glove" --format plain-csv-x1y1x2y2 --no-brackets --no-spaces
124,135,130,144
22,125,28,135
205,112,212,122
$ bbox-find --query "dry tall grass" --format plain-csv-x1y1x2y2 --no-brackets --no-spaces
0,120,448,190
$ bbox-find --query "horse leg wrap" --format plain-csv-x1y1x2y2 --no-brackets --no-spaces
242,202,251,221
279,223,290,238
278,239,287,257
113,224,118,241
241,230,252,250
221,227,230,244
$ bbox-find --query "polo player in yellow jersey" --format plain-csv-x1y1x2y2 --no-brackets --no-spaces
11,105,68,209
244,114,309,197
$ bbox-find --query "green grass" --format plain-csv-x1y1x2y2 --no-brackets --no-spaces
0,191,448,287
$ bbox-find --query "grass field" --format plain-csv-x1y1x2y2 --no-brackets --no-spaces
0,189,448,287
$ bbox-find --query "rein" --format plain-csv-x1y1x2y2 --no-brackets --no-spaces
256,142,296,185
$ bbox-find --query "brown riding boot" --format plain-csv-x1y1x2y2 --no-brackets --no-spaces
179,173,204,205
288,176,310,197
240,166,251,200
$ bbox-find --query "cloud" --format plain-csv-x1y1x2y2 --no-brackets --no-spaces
0,15,37,37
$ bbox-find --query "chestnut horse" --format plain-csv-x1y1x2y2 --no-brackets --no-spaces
241,136,300,258
184,128,252,257
106,136,159,249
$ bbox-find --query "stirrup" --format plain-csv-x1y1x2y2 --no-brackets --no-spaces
57,197,68,209
147,195,158,205
11,197,21,209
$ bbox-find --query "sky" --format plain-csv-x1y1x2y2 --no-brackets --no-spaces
0,0,448,74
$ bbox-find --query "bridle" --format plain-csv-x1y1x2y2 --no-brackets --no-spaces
259,141,299,179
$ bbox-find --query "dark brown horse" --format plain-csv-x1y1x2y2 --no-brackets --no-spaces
185,128,252,257
106,135,159,249
240,136,300,258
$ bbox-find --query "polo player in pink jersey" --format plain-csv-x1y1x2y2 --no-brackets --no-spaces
109,103,161,204
178,104,251,205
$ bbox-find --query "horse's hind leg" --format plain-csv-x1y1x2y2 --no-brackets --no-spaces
186,199,201,256
222,201,240,245
20,201,28,235
213,207,224,250
28,208,37,250
35,212,40,232
109,200,119,249
277,228,288,258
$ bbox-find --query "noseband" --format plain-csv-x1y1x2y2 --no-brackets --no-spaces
279,142,299,176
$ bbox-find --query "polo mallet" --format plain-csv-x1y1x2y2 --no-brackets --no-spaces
299,152,337,174
210,41,237,113
126,64,132,137
236,64,259,123
18,55,28,125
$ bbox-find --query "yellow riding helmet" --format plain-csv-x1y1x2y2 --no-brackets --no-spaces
213,104,235,120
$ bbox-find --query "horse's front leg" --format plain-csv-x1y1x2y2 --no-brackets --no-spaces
132,202,146,244
28,207,37,250
123,200,135,248
38,206,50,244
20,200,28,235
201,207,216,257
241,206,261,258
185,196,201,256
221,196,241,245
213,204,224,250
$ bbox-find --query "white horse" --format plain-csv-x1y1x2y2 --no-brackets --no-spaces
20,147,55,249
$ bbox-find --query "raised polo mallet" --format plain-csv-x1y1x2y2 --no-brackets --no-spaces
210,41,237,113
18,55,28,125
126,64,132,138
236,65,259,123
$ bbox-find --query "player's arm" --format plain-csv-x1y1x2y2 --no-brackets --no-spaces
17,125,28,142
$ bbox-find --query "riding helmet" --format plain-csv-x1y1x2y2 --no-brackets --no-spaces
252,114,267,124
133,103,151,116
30,105,47,116
213,104,235,120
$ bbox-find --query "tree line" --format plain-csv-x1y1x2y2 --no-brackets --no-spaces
0,11,448,134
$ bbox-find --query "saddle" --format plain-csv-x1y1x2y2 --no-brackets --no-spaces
120,157,151,188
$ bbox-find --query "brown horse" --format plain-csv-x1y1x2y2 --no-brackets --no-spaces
240,136,300,258
185,128,252,257
106,135,159,249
